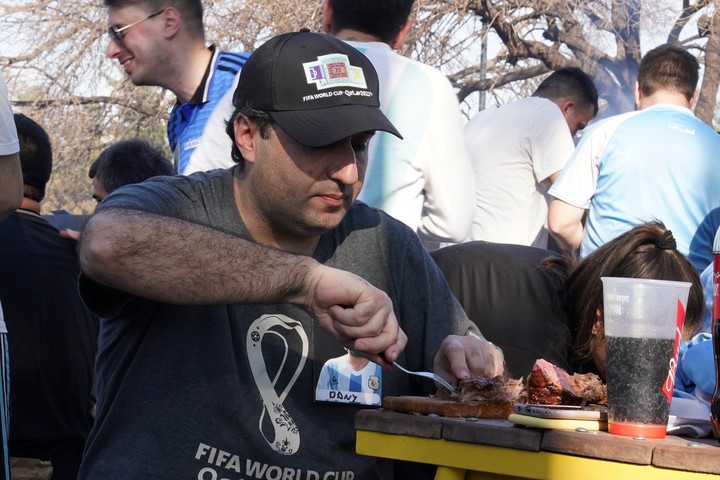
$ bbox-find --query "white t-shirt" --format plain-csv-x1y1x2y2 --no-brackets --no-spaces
549,104,720,272
465,97,574,248
347,41,474,243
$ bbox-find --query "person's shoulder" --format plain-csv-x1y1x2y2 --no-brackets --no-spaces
474,97,554,119
217,50,251,69
431,241,560,270
402,55,453,84
503,97,562,122
354,41,450,83
577,109,639,140
344,201,403,224
465,104,498,129
676,107,720,139
164,168,235,197
102,168,234,208
1,212,78,252
341,201,418,237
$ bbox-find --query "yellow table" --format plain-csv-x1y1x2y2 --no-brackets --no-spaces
355,410,720,479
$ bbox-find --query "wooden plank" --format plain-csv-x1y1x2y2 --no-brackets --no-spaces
355,409,443,439
541,429,657,465
442,417,543,452
382,395,512,419
652,435,720,474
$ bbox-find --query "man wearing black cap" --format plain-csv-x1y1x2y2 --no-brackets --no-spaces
0,114,98,480
79,31,502,479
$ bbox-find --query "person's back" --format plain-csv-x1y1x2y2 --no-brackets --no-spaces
581,105,719,270
323,0,474,245
0,114,98,480
431,241,572,378
549,44,720,272
465,68,598,249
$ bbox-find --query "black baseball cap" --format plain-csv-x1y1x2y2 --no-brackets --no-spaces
232,30,402,147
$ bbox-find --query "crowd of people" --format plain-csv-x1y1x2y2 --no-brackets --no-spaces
0,0,717,479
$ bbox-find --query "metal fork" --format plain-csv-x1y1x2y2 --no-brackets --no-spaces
393,361,457,394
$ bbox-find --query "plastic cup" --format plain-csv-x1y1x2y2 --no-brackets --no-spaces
601,277,691,439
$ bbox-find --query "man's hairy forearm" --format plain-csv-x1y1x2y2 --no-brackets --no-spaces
79,208,317,305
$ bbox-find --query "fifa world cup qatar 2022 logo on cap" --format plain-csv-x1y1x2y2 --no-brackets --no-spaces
303,53,368,91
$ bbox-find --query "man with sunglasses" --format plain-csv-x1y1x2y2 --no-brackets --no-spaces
105,0,249,175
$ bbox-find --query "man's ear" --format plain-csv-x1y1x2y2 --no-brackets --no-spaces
634,81,642,107
558,99,575,114
321,0,333,34
391,19,412,50
233,116,259,165
161,7,182,38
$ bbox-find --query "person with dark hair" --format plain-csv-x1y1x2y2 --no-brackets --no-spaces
78,31,503,479
544,221,703,379
0,113,98,480
58,138,172,241
88,138,172,203
322,0,475,247
432,222,702,380
464,66,599,249
14,114,52,204
104,0,249,174
549,44,720,272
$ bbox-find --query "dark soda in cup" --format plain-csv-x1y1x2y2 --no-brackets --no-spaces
710,234,720,441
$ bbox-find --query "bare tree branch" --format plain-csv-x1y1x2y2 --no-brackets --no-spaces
0,0,716,213
668,0,712,42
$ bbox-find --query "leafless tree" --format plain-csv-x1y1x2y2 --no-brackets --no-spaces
412,0,718,120
0,0,716,213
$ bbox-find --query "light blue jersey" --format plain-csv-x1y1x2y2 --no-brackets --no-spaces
168,47,249,175
550,104,720,271
315,354,382,406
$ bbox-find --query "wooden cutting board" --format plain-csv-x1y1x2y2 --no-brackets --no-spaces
383,396,512,419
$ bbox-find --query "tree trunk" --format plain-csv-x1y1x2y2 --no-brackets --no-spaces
696,10,720,128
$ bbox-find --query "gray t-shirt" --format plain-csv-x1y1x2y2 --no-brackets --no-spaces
79,168,477,480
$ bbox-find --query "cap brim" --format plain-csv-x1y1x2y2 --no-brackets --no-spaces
270,105,402,148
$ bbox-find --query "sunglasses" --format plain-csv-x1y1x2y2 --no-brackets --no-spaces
108,8,166,43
